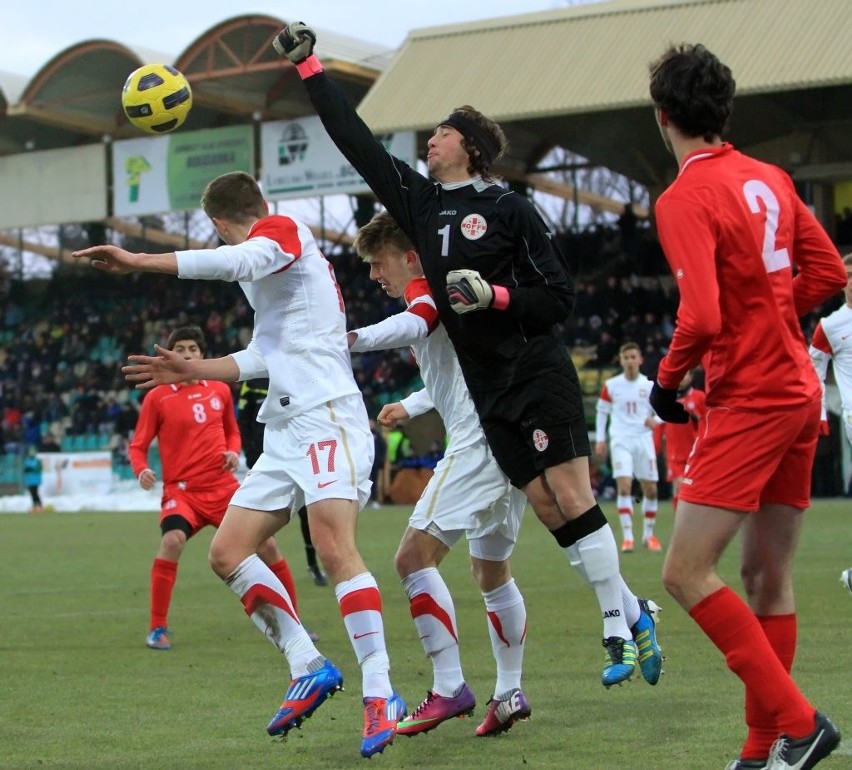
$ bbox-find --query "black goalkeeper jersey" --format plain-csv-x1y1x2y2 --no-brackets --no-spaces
304,71,576,392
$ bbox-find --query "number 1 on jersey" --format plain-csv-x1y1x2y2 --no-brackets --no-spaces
438,224,451,257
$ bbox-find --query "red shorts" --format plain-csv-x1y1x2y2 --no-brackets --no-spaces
666,456,688,482
679,400,820,512
160,477,239,534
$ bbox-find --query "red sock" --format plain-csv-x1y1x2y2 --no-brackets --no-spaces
740,614,797,759
268,559,298,615
150,558,178,629
690,588,814,739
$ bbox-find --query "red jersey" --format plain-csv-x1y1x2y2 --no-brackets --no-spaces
655,144,845,410
662,387,706,462
129,380,241,490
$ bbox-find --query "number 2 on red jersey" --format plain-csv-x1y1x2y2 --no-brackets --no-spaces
743,179,791,274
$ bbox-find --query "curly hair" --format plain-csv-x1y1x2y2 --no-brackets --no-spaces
166,325,206,354
444,105,508,181
649,43,736,141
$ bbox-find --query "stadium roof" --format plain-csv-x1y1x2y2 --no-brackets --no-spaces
0,14,391,156
0,0,849,239
359,0,852,187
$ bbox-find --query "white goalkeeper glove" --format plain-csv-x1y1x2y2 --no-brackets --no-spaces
273,22,316,64
446,269,494,314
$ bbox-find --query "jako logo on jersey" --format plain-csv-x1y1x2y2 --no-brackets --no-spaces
460,214,487,240
439,209,457,216
532,429,549,452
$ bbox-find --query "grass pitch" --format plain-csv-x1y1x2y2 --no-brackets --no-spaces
1,500,850,769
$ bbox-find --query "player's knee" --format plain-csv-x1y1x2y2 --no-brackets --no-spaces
255,537,282,564
394,541,435,579
394,544,415,579
159,528,187,558
661,560,689,601
471,558,510,592
207,532,244,579
311,536,352,578
527,491,562,529
740,562,789,610
739,560,760,598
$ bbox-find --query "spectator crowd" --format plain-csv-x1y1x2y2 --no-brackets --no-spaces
0,220,844,473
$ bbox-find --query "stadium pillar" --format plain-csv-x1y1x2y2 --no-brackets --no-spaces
84,222,107,247
354,194,376,229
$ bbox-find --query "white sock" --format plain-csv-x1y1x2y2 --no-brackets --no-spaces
482,578,526,697
642,497,658,540
225,554,318,676
336,572,391,698
573,526,631,640
620,578,641,628
566,545,641,629
402,567,463,696
617,495,634,541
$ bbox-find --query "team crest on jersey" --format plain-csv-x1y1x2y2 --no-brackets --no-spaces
460,214,487,240
210,396,222,410
532,428,549,452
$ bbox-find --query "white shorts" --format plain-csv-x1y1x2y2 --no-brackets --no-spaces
610,434,658,482
409,438,527,562
231,394,374,513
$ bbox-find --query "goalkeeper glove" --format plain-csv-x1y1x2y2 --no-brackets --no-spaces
273,22,316,64
649,381,689,423
446,269,494,314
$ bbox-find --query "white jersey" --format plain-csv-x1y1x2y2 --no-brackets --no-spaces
351,277,483,452
176,214,358,423
351,277,524,540
810,303,852,414
595,372,655,444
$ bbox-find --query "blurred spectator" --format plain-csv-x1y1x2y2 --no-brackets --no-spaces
0,225,842,473
23,445,43,512
39,432,61,453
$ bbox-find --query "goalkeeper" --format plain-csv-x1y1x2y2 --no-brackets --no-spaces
273,22,661,687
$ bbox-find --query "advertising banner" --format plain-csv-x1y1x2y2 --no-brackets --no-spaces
260,116,415,200
0,144,107,228
38,452,113,497
112,125,253,216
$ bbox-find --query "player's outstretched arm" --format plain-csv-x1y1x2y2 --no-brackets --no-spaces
123,345,240,388
72,245,178,275
272,22,316,64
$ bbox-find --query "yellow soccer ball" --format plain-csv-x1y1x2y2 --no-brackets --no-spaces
121,64,192,134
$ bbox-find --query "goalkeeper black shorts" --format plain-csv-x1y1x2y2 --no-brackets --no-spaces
474,361,590,489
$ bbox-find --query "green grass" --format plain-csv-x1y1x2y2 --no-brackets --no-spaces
1,501,850,769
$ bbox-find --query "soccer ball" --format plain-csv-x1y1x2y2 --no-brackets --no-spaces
121,64,192,134
841,568,852,593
